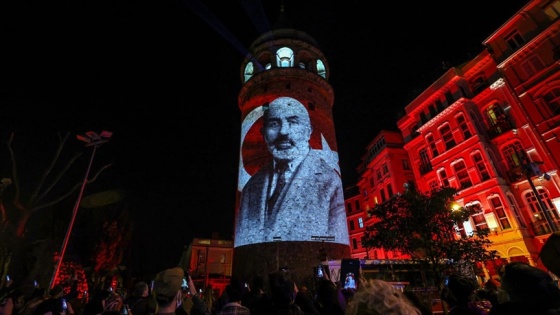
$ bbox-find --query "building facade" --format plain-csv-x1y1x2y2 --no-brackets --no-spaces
346,0,560,280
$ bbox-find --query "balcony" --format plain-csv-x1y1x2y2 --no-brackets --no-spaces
532,218,560,236
487,118,515,140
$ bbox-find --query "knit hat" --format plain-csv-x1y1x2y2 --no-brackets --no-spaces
153,267,184,300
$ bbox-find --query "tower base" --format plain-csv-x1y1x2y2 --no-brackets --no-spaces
233,241,350,288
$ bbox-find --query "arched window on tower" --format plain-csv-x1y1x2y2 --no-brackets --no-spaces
244,62,254,83
276,47,294,68
316,59,326,78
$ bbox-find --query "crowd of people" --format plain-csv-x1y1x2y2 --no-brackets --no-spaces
1,261,559,315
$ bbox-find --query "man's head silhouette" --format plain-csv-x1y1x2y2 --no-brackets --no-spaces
262,96,312,163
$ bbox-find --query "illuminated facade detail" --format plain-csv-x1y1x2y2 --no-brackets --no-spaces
233,23,350,280
346,0,560,279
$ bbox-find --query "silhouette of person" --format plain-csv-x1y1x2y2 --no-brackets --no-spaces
234,96,348,247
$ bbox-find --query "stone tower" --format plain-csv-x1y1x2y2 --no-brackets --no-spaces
233,14,350,284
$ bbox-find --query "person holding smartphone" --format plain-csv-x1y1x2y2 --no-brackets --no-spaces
34,285,73,315
152,267,211,315
123,282,149,315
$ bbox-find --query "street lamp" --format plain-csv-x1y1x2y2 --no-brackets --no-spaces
49,130,112,289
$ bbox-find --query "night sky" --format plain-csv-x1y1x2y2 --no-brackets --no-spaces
2,0,528,275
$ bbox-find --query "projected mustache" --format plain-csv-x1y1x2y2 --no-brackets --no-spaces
272,136,295,148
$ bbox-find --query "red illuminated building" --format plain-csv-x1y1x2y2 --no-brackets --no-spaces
345,0,560,280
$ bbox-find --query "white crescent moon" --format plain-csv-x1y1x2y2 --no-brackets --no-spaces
238,106,265,191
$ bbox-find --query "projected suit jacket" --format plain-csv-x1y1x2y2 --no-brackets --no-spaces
234,149,349,247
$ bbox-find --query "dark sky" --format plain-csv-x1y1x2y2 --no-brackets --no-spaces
2,0,528,274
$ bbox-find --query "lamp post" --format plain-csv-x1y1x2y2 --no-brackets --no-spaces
49,131,112,289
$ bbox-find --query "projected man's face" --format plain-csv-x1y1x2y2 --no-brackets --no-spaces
262,97,312,162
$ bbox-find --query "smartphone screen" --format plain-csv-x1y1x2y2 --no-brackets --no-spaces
61,298,68,310
341,258,360,290
315,264,325,279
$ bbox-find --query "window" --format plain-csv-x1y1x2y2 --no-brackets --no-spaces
382,164,389,175
244,62,254,83
471,74,488,94
402,159,410,170
445,91,454,105
489,197,511,229
502,142,524,169
470,204,489,231
438,168,450,187
276,47,294,67
472,152,491,181
439,124,456,150
542,88,560,115
505,30,525,50
455,114,472,140
419,148,432,174
349,220,355,230
453,160,472,189
358,217,364,228
376,169,382,180
352,238,358,249
380,188,386,203
429,180,439,191
545,0,560,19
387,184,393,198
486,103,506,126
521,55,545,78
317,60,326,78
420,148,430,164
507,194,526,228
456,221,468,239
426,134,439,158
524,188,559,234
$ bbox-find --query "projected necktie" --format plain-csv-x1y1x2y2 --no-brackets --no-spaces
268,162,288,211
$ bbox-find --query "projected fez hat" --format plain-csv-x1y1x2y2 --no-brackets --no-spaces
153,267,184,299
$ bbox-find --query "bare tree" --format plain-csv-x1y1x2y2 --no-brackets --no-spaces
0,131,112,284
